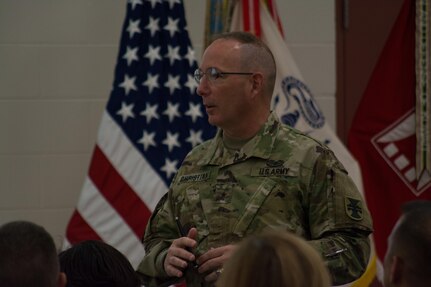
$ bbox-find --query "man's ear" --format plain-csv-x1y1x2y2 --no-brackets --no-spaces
58,272,67,287
389,255,404,284
250,72,264,97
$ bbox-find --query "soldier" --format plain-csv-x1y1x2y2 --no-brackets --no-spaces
383,200,431,287
137,31,373,287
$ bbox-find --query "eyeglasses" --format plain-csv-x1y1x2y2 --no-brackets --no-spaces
194,67,253,84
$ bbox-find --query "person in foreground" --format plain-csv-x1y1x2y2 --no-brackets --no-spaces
383,200,431,287
137,31,373,287
217,230,331,287
0,220,67,287
59,240,142,287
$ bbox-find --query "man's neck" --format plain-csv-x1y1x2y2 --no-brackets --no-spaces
222,110,270,141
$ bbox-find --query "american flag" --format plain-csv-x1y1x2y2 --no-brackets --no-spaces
64,0,216,268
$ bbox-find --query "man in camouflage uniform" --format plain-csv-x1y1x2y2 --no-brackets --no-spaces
137,31,373,287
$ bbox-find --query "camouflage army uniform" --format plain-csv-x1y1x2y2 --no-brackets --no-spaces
137,112,373,287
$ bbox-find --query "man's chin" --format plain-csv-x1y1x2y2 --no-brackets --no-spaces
207,117,220,127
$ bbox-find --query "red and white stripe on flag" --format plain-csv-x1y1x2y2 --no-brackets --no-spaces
263,0,284,36
241,0,261,36
240,0,284,37
64,112,163,267
231,1,379,286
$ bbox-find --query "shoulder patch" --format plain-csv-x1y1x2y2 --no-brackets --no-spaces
345,197,363,221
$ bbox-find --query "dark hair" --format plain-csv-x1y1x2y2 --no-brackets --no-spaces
0,221,60,287
391,200,431,285
59,240,141,287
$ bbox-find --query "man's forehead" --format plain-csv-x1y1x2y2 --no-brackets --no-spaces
202,41,241,65
210,38,243,50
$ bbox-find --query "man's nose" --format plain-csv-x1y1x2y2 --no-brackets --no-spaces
196,78,209,97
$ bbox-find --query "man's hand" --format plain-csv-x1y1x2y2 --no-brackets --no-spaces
197,244,237,282
163,228,198,278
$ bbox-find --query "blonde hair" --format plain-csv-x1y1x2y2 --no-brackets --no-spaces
217,230,331,287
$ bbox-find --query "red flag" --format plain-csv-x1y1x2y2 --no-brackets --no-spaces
348,0,431,278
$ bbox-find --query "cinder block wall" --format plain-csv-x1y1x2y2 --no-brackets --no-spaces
0,0,335,247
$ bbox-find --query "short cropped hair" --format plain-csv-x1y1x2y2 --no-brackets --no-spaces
389,200,431,286
213,31,276,98
0,221,60,287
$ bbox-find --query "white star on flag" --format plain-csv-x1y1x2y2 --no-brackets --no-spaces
140,103,159,123
186,102,203,122
123,46,139,66
160,158,178,178
162,131,180,152
164,17,179,37
164,74,180,95
127,19,141,38
142,73,159,94
163,101,180,122
165,45,181,65
160,158,178,177
145,45,162,65
184,74,198,94
116,102,135,122
186,129,204,147
138,130,157,151
119,74,137,95
184,46,196,66
145,17,160,36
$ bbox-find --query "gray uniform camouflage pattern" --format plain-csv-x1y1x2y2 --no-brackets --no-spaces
137,112,373,287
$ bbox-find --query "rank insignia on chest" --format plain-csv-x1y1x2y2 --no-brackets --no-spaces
345,197,363,221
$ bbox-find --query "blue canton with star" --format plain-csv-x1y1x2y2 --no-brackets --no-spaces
107,0,216,185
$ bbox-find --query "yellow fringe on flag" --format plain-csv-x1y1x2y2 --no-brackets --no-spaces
351,255,378,287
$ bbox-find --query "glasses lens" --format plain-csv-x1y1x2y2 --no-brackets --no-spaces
194,69,202,84
208,67,220,81
194,67,222,84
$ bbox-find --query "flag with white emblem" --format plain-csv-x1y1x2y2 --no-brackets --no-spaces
64,0,216,268
349,0,431,285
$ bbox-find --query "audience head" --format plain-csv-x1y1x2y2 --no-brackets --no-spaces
0,220,66,287
59,240,141,287
217,230,331,287
383,200,431,287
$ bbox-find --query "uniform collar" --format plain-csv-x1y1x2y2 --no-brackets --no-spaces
198,111,281,166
